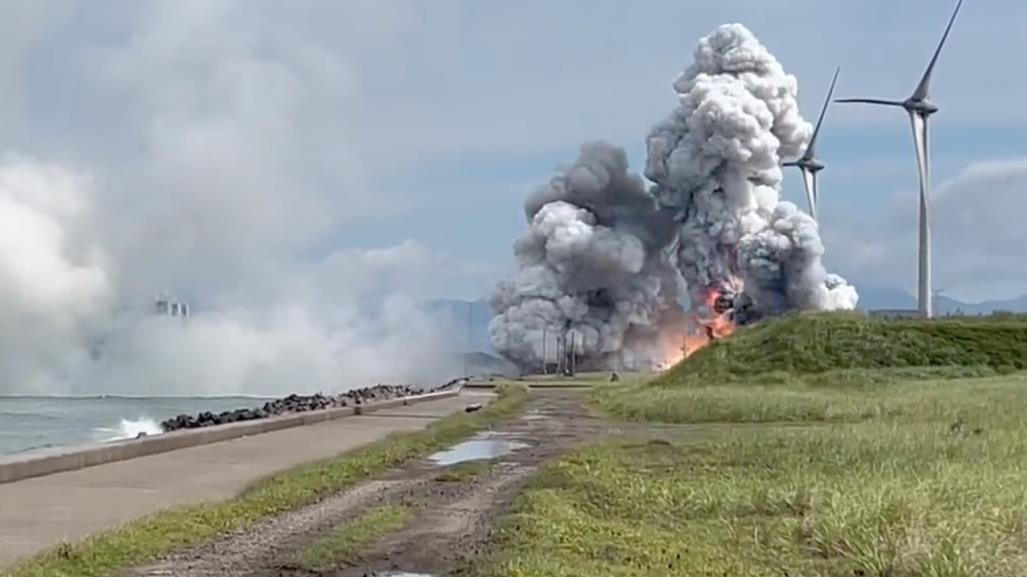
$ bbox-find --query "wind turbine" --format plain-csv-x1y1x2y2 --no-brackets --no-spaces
834,0,965,319
785,67,840,220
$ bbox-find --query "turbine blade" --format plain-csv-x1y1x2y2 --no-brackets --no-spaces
835,98,905,106
806,67,841,158
913,0,965,101
800,168,817,220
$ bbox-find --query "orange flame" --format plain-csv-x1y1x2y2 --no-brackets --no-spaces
657,285,739,370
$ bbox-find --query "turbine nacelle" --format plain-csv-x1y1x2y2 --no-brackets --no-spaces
906,97,939,117
784,157,826,173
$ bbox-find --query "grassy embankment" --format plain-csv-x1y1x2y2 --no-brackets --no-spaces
4,385,529,577
480,313,1027,576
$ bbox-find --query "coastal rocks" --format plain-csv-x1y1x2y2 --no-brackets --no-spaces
159,383,454,433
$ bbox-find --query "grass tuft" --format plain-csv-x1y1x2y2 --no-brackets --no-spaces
289,505,410,572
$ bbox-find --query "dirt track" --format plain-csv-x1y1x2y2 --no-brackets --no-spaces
126,390,613,577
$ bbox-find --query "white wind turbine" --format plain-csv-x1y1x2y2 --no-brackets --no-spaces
835,0,965,319
785,67,840,221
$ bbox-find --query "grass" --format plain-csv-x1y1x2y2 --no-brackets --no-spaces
594,370,1022,424
475,315,1027,576
480,373,1027,576
662,312,1027,384
3,384,529,577
596,313,1027,424
290,505,411,572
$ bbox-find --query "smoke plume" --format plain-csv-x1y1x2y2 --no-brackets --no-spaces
490,23,857,372
647,23,857,320
0,2,472,396
488,142,685,371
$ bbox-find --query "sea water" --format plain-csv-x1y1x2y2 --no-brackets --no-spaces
0,396,268,456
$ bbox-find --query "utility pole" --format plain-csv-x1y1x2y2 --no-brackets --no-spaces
464,301,472,377
541,326,547,375
569,331,577,376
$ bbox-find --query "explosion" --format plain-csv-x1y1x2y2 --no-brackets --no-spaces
490,23,858,374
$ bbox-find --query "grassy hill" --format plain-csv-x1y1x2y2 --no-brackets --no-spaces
658,312,1027,386
488,313,1027,576
596,312,1027,424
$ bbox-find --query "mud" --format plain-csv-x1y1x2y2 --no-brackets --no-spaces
124,391,608,577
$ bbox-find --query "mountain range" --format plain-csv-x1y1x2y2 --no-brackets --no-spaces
855,287,1027,315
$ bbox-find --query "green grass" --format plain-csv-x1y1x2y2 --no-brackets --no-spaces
662,312,1027,385
481,374,1027,576
595,313,1027,424
594,370,1026,424
3,384,529,577
290,505,411,572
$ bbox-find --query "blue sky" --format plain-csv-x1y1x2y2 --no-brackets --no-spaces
1,0,1025,304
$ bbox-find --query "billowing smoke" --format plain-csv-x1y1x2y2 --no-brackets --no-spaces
0,155,464,396
647,23,858,320
491,23,857,372
0,2,474,396
488,142,685,371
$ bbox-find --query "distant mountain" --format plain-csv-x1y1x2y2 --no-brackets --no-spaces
856,286,1027,315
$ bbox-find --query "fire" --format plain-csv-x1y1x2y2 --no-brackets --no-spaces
657,285,739,370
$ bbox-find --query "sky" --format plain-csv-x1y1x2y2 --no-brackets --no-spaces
1,0,1025,310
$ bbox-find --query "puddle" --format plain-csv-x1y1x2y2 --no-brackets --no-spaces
377,573,433,577
428,432,528,465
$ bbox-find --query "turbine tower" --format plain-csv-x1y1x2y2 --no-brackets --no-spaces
784,67,840,220
835,0,965,319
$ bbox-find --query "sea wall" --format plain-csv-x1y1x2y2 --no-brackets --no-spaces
0,388,460,485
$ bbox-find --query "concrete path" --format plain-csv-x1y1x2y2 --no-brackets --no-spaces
0,391,493,568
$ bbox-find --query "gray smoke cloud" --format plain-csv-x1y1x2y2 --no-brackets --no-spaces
646,23,858,321
490,23,857,372
488,142,685,372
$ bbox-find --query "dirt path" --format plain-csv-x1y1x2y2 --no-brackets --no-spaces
125,390,612,577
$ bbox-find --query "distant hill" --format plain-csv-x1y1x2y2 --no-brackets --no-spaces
856,286,1027,316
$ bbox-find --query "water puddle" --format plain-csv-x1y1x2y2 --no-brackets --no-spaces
428,432,528,466
377,573,433,577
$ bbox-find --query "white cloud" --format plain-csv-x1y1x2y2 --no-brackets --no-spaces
828,157,1027,300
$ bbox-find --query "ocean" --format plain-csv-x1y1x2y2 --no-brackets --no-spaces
0,396,269,457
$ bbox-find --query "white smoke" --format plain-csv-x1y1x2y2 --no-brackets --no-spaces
646,23,858,320
0,2,471,396
0,153,463,396
488,142,685,371
0,157,114,393
490,23,857,372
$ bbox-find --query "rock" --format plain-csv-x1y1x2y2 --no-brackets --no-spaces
464,403,484,413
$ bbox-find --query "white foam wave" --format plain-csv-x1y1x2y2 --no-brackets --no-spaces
95,417,163,442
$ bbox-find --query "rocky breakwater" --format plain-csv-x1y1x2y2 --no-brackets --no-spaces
160,381,461,433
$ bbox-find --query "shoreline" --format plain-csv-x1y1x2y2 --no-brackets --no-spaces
0,387,462,485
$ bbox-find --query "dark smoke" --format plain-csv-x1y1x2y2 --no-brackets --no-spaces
488,142,685,371
489,23,858,372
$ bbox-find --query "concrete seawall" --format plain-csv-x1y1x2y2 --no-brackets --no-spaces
0,388,460,485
